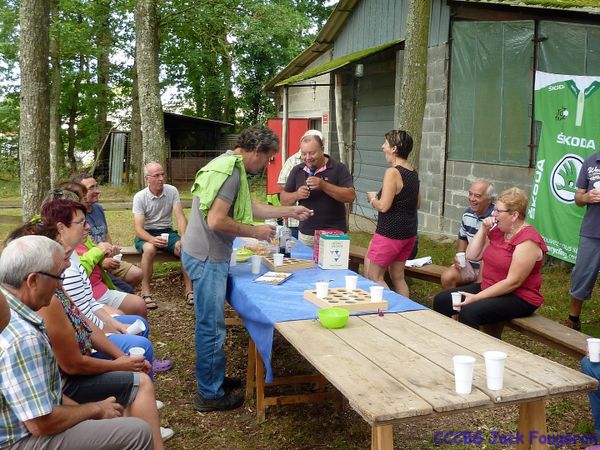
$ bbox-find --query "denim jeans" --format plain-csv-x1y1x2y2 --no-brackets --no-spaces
581,356,600,440
182,250,230,399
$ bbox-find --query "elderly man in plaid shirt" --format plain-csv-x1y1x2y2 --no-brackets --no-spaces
0,235,152,450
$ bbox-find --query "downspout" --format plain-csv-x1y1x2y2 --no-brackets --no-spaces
334,73,345,165
282,85,289,161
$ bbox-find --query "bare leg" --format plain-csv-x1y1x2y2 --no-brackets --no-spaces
388,260,409,298
124,265,143,288
119,294,148,319
141,243,157,295
440,265,462,289
366,260,391,290
569,296,584,317
127,373,164,450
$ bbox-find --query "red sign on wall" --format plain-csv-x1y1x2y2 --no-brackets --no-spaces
322,113,329,125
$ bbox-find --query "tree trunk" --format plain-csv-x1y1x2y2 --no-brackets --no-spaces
95,0,111,159
66,53,85,173
49,0,61,187
135,0,166,170
398,0,431,169
222,30,233,123
19,0,51,222
130,61,144,190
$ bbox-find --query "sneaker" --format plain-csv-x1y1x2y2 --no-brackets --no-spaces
223,376,242,390
564,318,581,331
160,427,174,442
193,392,244,412
156,400,164,410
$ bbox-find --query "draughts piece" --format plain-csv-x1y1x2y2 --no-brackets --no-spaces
261,256,315,272
304,287,388,312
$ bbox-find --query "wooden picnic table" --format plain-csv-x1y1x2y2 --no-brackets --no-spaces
250,309,597,450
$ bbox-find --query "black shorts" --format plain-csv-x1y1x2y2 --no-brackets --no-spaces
62,371,140,406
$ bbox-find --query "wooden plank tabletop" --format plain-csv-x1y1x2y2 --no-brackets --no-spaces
275,309,597,427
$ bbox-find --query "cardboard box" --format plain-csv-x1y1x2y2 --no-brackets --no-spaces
313,229,344,262
318,234,350,269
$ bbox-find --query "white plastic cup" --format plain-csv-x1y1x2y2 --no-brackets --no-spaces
160,232,169,243
453,355,476,394
315,281,329,299
345,275,358,291
588,338,600,363
113,253,123,262
251,255,262,274
370,285,384,302
273,253,284,266
483,351,507,391
451,292,462,311
456,252,466,268
128,346,146,357
126,319,146,335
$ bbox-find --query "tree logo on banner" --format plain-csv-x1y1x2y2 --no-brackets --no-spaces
551,154,583,204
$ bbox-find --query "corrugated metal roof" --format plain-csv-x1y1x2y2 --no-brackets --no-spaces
264,0,360,91
275,39,402,87
163,112,234,127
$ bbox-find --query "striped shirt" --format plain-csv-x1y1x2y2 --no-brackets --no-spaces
0,286,61,447
62,252,104,328
457,204,495,242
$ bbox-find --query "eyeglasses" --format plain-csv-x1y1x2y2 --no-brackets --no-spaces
492,207,510,214
71,218,87,226
25,271,64,284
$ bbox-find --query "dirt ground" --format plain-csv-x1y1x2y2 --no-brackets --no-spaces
149,269,596,450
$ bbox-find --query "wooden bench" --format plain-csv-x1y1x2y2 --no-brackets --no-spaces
349,244,446,284
120,246,180,264
348,244,590,359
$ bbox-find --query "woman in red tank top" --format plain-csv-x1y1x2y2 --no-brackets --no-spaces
433,187,547,329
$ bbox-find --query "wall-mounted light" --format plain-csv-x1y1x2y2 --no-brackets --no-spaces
355,63,364,78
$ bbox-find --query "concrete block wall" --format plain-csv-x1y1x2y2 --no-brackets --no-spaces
442,162,534,235
418,44,448,236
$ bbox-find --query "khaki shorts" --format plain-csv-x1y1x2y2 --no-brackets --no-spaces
110,260,134,279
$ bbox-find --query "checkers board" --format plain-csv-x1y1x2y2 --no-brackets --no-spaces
261,256,315,272
304,287,388,312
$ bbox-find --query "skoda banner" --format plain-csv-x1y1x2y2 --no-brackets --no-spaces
528,71,600,263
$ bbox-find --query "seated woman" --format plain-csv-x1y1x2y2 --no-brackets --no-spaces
52,182,147,318
433,187,547,329
6,222,173,446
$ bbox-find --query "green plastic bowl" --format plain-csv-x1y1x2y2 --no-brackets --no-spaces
317,307,349,329
235,248,254,262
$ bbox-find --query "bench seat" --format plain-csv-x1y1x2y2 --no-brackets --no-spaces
120,246,179,264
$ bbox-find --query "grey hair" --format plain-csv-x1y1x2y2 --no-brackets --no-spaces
0,236,64,288
473,179,495,202
144,161,162,176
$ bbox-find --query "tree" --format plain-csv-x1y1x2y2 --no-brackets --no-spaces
397,0,431,169
19,0,51,221
135,0,166,168
49,0,61,186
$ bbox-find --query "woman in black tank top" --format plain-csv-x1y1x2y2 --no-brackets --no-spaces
365,130,420,298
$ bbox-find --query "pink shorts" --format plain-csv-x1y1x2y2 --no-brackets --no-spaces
367,233,417,267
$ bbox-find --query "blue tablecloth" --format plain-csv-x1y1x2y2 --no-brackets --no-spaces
227,239,427,382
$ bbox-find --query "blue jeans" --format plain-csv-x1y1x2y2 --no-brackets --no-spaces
582,357,600,440
182,250,229,399
93,315,155,379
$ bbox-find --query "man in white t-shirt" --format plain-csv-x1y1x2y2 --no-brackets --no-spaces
132,162,192,308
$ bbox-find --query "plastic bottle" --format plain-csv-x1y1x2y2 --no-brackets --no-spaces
279,218,292,258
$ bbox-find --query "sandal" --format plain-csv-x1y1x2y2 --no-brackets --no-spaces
142,294,158,310
152,359,173,372
185,290,194,306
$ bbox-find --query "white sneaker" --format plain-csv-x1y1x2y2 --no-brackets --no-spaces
156,400,164,410
160,427,174,442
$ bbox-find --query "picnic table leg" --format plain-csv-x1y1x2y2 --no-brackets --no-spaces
371,424,393,450
516,399,548,450
246,337,256,401
255,343,267,421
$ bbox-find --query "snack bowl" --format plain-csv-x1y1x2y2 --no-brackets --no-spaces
317,307,349,329
235,248,254,263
